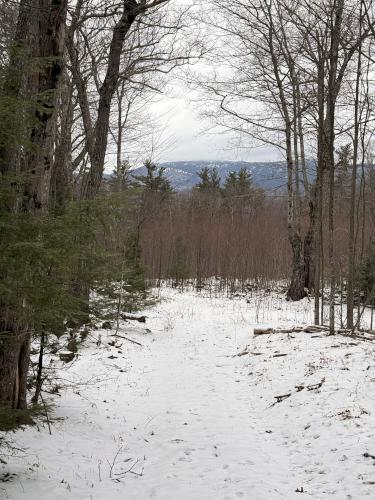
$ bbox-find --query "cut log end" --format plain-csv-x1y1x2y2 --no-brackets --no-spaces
253,328,275,336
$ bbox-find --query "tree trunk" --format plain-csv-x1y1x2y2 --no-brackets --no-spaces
0,0,68,414
73,1,138,200
347,7,363,328
49,74,74,215
287,226,306,300
314,52,326,325
0,328,30,410
32,332,45,405
266,18,306,301
327,0,345,335
23,0,69,212
303,193,317,292
0,0,35,177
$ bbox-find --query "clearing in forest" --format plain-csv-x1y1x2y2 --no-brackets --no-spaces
2,287,375,500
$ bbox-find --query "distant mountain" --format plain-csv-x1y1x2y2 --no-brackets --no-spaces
130,160,316,192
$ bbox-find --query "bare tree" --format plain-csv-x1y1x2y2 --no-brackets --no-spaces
197,0,375,331
66,0,194,199
194,0,315,300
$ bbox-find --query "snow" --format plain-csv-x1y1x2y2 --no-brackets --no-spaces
2,287,375,499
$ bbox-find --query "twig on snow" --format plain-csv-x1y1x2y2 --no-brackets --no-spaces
307,378,325,391
111,334,143,347
273,393,292,404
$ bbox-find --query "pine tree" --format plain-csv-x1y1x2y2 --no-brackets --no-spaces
237,167,253,194
223,171,238,196
110,160,132,192
335,144,352,196
222,168,263,212
195,167,221,196
357,237,375,304
132,159,174,201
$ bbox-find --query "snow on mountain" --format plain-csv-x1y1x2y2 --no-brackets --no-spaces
130,160,315,192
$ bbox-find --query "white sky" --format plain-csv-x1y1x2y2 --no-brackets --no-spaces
150,93,282,163
117,0,283,166
143,0,282,164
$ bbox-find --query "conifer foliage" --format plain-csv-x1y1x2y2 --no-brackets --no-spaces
0,0,173,431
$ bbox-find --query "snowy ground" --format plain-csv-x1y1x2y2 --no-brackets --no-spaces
1,287,375,499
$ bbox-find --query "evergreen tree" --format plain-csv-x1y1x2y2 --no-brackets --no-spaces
195,167,221,196
357,238,375,304
222,168,263,212
222,167,253,196
0,0,69,420
335,144,352,195
237,167,253,194
109,160,132,192
223,171,238,196
132,159,174,201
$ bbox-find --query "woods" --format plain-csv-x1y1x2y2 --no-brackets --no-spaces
1,1,375,497
192,0,375,329
0,0,188,424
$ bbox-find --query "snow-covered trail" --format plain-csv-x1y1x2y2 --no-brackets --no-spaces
2,288,375,499
117,292,297,500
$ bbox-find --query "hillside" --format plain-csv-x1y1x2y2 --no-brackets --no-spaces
130,160,315,192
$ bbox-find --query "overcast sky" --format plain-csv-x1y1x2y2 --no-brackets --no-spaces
149,93,282,164
141,0,284,165
118,0,284,167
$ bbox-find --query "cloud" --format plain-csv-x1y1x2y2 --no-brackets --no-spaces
150,94,282,163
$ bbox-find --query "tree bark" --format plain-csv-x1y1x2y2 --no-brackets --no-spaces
0,0,68,414
0,0,35,177
0,327,30,410
266,10,306,301
72,0,139,200
327,0,345,335
49,74,74,215
347,4,363,328
22,0,69,212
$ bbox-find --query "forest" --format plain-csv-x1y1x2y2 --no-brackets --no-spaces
1,1,375,499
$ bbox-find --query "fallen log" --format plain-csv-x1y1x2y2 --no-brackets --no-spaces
304,325,330,332
337,329,375,342
277,327,304,333
253,328,275,336
254,325,330,336
121,314,147,323
255,324,375,340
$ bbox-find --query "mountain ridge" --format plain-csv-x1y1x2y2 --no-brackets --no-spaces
130,160,315,191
